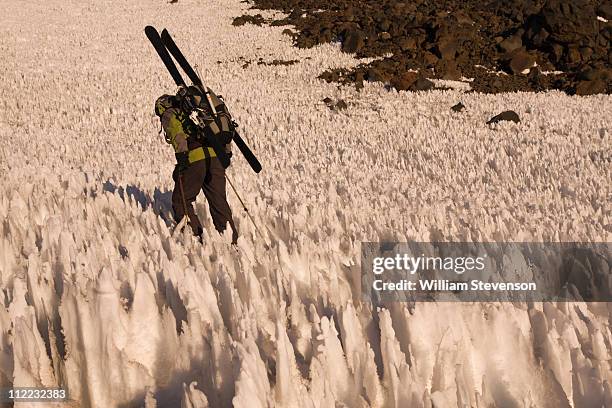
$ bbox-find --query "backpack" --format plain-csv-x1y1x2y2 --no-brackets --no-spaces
155,88,235,146
177,86,235,146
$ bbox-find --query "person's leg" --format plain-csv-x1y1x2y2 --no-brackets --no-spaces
172,160,206,236
201,158,238,242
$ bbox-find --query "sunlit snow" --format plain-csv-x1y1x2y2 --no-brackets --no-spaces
1,0,611,407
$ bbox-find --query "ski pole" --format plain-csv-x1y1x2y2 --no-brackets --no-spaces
225,175,266,242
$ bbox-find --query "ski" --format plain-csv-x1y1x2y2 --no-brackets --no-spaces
146,26,231,168
160,29,204,89
160,29,262,173
145,26,186,87
232,133,262,173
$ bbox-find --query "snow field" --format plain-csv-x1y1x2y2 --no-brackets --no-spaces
1,0,611,406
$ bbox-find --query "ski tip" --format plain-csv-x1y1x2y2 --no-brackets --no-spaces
144,26,160,39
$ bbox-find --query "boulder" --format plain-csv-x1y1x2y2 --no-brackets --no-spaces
436,38,458,60
530,28,550,48
412,76,435,91
567,47,582,63
487,110,521,124
354,70,365,86
577,67,600,81
451,102,465,112
436,59,462,80
598,3,612,20
390,72,434,91
367,68,385,82
575,79,606,95
551,43,565,61
507,50,536,74
580,47,593,61
499,35,522,53
423,51,439,66
232,14,266,27
398,37,417,51
391,71,418,91
379,19,391,32
335,99,348,110
342,29,365,53
527,67,546,91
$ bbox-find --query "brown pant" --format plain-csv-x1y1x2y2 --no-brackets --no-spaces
172,158,236,238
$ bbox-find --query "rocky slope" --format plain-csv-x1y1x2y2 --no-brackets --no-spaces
239,0,612,94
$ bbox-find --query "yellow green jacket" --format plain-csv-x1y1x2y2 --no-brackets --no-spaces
160,107,216,164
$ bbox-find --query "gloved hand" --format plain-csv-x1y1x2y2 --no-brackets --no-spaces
175,152,189,174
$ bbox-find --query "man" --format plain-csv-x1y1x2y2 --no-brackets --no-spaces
155,87,238,244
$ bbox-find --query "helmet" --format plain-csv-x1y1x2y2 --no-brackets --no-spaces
155,94,176,116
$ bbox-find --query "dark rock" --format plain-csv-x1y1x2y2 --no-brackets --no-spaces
423,51,439,66
567,47,582,63
355,70,365,83
288,9,303,19
540,0,598,45
551,43,565,61
246,0,611,95
342,29,365,53
323,98,348,111
343,7,355,22
527,67,546,91
436,59,462,80
454,11,473,25
436,38,458,60
398,37,417,51
575,79,606,95
533,29,550,48
335,100,348,110
487,110,521,124
412,76,435,91
367,68,385,82
232,14,266,27
451,102,465,112
580,47,593,61
507,50,536,74
598,4,612,20
499,35,522,53
577,67,600,81
391,71,418,91
319,69,343,83
264,59,299,66
379,20,391,32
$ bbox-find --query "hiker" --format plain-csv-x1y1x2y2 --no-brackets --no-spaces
155,86,238,244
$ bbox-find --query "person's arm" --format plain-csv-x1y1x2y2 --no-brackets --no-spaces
161,108,188,153
161,109,189,171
